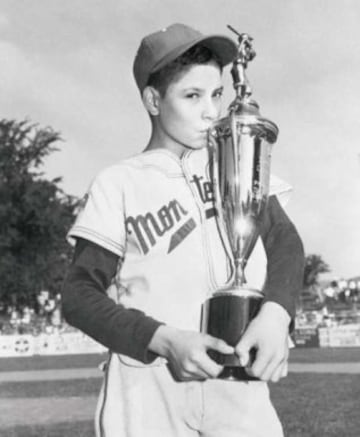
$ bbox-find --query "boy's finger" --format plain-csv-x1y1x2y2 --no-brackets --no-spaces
269,359,288,383
268,364,283,383
238,349,250,367
258,357,281,381
199,357,224,378
235,334,254,367
249,349,272,378
204,335,234,354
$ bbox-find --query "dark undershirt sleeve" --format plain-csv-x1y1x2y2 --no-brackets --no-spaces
260,195,305,325
61,238,162,363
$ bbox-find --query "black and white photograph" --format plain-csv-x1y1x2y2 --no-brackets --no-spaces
0,1,359,436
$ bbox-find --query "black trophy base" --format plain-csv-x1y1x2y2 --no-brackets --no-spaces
218,366,259,381
201,291,263,381
208,349,259,381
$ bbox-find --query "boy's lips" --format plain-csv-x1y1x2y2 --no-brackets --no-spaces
199,131,209,138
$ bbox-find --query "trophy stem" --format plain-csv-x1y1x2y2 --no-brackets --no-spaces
234,260,247,287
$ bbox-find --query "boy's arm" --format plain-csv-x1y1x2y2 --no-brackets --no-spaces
261,194,305,323
62,238,234,379
235,195,305,382
61,238,162,363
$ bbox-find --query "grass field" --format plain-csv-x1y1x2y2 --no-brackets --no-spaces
271,373,360,437
1,421,94,437
0,353,108,372
0,348,359,436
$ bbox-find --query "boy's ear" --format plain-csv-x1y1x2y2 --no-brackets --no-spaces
142,86,161,116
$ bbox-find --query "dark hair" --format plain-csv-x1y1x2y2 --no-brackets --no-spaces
147,44,223,96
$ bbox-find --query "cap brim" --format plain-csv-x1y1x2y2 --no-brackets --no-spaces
150,34,237,74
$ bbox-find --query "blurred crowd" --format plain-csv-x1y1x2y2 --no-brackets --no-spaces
0,290,74,336
295,306,360,329
296,278,360,329
321,279,360,306
1,281,359,336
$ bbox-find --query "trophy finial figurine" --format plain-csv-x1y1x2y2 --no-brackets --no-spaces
227,26,256,100
201,27,279,380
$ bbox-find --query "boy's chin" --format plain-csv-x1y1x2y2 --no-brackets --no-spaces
188,141,208,150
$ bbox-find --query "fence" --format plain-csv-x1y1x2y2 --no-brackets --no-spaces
0,331,106,357
294,324,360,348
1,325,360,357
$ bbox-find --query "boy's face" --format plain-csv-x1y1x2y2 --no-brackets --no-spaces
154,62,223,157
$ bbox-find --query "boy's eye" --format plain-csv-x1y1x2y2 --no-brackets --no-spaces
213,90,223,99
186,93,200,99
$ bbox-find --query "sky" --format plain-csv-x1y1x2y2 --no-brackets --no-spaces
0,0,359,280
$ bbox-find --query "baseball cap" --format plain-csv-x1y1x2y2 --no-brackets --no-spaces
133,23,238,93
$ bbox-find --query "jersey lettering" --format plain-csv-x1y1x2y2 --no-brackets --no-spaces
190,175,214,203
190,174,217,219
126,199,188,254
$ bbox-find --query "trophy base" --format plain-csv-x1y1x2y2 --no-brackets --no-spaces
201,288,263,381
209,349,259,381
218,366,259,381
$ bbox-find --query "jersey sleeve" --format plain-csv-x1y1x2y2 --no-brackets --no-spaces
67,167,126,257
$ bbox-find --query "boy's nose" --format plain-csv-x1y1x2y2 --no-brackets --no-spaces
202,100,219,121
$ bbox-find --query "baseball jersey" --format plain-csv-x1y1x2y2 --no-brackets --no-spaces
67,147,293,338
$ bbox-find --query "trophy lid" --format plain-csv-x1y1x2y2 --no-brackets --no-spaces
213,101,279,144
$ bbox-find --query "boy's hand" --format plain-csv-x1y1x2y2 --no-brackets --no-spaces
148,325,234,381
235,301,291,382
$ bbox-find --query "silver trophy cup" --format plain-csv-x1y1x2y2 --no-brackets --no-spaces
201,29,279,380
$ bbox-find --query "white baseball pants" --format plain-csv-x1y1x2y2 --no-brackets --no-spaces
95,353,283,437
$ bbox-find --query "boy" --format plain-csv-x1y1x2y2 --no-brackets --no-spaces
62,23,304,437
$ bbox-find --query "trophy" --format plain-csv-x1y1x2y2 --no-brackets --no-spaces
201,26,279,380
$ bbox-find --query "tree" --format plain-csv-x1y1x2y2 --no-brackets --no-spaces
0,119,79,309
300,254,331,308
303,254,331,289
